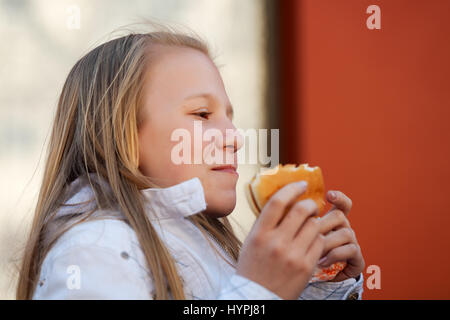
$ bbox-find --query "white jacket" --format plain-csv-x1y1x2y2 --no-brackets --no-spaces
33,173,364,300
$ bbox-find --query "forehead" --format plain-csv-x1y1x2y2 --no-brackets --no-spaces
144,45,229,102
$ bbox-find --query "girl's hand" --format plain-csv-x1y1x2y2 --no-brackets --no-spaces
237,181,325,300
317,190,365,282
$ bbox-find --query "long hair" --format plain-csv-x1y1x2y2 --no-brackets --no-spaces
16,26,242,300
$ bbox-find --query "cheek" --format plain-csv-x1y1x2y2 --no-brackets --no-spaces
138,120,176,182
138,118,205,185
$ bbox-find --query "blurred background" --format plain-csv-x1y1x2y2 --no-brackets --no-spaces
0,0,268,299
1,0,449,299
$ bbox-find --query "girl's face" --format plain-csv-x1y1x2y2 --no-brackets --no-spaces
138,45,242,217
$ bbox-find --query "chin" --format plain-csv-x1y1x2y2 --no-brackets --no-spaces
204,210,232,218
204,197,236,218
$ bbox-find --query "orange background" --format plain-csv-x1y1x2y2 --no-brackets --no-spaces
278,0,450,299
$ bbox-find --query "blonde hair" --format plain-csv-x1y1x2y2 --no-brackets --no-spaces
16,25,242,300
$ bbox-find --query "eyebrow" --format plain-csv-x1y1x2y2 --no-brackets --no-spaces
184,93,234,120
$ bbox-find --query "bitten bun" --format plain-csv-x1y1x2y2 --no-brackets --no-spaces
245,163,326,218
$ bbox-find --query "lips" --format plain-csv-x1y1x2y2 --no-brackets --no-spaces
211,165,238,175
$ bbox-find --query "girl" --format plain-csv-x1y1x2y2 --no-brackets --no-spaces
16,27,365,300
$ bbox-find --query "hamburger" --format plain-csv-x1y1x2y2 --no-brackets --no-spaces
245,163,346,282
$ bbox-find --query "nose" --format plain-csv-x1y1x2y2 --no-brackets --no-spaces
222,125,243,154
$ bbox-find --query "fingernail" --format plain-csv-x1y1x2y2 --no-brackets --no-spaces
296,181,308,189
329,191,336,200
318,257,327,266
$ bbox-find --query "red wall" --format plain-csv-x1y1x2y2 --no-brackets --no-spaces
279,0,450,299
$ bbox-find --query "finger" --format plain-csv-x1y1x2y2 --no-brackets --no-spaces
292,216,321,253
317,243,361,268
326,190,352,215
305,233,325,267
327,243,365,282
257,181,308,230
318,209,351,234
278,199,318,240
322,228,355,254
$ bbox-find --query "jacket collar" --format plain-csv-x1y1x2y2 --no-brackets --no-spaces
141,176,207,220
58,173,207,220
